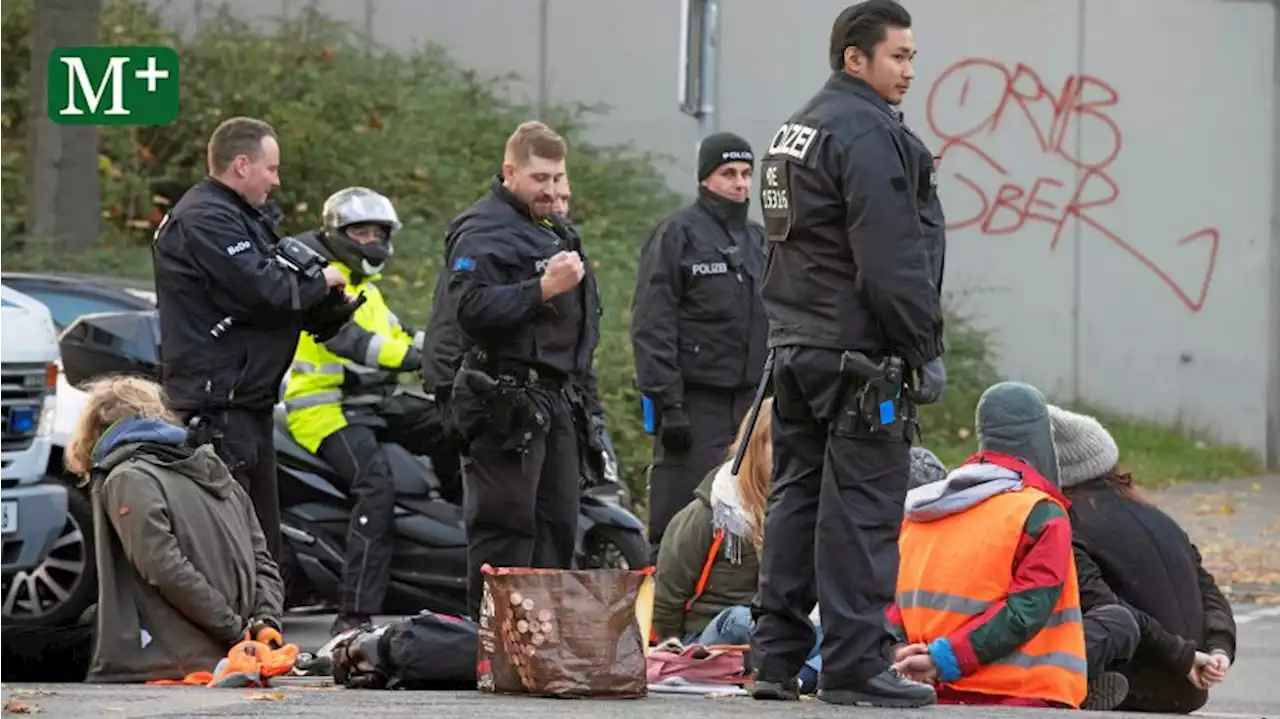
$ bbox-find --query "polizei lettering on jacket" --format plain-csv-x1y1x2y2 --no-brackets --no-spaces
225,240,252,256
767,122,818,162
690,261,729,277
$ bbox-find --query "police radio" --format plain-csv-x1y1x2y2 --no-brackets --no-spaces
274,236,329,280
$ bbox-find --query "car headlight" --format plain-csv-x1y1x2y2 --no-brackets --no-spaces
37,394,57,437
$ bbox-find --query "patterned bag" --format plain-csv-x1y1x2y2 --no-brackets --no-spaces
477,565,650,698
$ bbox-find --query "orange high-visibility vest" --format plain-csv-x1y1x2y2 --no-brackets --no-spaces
897,456,1087,708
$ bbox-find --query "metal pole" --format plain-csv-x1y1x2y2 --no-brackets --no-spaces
697,0,719,140
537,0,549,119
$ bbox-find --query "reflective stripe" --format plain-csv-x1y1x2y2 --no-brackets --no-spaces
388,311,400,328
896,590,993,616
364,334,386,367
412,330,425,351
344,393,384,407
1043,606,1083,629
992,650,1088,676
897,592,1082,629
291,360,343,375
282,390,343,412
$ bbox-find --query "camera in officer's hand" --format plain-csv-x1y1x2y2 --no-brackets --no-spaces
274,236,329,280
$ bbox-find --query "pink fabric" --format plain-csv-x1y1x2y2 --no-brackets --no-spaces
645,644,749,686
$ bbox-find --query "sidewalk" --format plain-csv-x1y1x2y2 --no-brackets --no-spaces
1145,475,1280,604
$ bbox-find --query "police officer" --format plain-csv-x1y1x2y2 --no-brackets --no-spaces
630,132,768,552
153,117,351,561
749,1,947,707
281,187,451,636
435,121,604,618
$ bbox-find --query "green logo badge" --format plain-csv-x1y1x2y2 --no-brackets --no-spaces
47,46,179,126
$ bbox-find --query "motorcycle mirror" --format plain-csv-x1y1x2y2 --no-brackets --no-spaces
59,310,162,387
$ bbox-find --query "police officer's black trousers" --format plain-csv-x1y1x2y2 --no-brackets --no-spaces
317,394,443,617
647,387,754,550
461,386,581,618
750,346,910,689
184,409,282,562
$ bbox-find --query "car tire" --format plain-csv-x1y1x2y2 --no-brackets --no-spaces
1,476,97,627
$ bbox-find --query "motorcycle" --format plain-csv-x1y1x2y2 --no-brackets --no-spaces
59,310,652,617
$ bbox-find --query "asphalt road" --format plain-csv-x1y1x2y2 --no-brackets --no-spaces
4,606,1278,718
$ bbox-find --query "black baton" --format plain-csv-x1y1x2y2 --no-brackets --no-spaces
730,348,775,476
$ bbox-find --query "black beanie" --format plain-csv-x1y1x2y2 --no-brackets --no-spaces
698,132,754,181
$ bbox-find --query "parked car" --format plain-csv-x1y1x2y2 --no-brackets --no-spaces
0,273,153,627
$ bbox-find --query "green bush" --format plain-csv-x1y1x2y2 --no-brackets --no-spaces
0,0,1015,509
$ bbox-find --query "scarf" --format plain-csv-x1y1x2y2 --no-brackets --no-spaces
709,462,756,565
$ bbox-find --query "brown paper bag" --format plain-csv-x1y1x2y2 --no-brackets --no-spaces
477,565,651,698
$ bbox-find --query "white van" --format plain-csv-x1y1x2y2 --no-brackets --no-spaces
1,285,68,574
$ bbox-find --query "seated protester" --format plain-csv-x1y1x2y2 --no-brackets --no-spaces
653,395,949,693
1049,405,1236,714
65,376,285,683
653,397,775,647
888,381,1139,711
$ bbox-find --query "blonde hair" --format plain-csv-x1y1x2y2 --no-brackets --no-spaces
725,397,775,549
504,120,567,166
65,375,176,483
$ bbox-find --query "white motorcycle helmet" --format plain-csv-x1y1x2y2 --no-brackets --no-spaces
319,187,402,278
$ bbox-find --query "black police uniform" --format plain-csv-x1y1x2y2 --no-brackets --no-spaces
751,72,947,693
630,186,768,549
152,177,336,561
438,176,603,617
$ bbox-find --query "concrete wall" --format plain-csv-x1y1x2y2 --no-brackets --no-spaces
155,0,1280,467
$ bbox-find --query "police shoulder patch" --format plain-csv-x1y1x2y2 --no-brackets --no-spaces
452,255,476,272
759,158,793,244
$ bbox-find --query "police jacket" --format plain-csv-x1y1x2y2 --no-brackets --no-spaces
152,178,331,413
281,232,424,453
758,72,946,369
630,187,768,412
434,176,602,411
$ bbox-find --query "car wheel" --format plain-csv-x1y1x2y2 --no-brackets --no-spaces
1,477,96,626
581,525,653,570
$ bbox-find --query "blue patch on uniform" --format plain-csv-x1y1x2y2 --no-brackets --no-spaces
453,256,476,272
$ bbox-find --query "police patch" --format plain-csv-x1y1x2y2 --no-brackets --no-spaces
760,159,793,244
690,261,729,277
453,255,476,272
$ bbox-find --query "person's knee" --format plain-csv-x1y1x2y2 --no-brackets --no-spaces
1089,604,1141,659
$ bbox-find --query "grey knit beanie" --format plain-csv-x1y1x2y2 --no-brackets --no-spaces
908,446,948,489
1047,405,1119,488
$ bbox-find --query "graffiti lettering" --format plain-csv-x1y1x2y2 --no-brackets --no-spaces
925,58,1220,312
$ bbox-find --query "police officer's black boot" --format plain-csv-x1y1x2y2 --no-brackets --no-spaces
330,613,372,638
750,673,800,701
817,670,938,708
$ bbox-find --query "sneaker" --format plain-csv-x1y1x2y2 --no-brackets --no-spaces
818,669,937,708
1082,671,1129,711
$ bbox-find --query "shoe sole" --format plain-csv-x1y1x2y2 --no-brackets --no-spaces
818,690,938,708
1082,672,1129,711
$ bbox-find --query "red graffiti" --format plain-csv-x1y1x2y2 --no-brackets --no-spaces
925,58,1220,313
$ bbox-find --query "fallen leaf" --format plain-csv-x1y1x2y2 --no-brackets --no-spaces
956,427,971,440
1211,504,1237,516
3,698,39,714
1253,482,1264,491
248,690,285,701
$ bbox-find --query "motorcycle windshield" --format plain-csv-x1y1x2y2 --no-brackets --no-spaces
60,310,162,386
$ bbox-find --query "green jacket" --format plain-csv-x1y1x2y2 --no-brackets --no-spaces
652,465,760,641
86,418,284,683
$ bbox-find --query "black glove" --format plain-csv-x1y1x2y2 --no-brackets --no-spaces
306,289,366,342
913,358,947,405
659,407,692,453
399,346,424,373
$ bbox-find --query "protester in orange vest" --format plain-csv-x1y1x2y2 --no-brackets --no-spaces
886,381,1133,711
